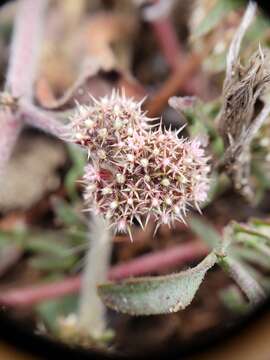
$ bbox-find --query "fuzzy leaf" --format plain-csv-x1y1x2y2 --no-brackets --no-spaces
98,252,216,315
36,295,78,333
218,255,266,305
29,255,77,271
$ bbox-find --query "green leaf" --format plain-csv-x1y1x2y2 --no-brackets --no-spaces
193,0,244,38
65,144,86,200
29,255,77,271
188,216,222,249
54,199,85,228
98,253,216,315
25,233,70,257
219,285,249,314
36,295,78,333
233,246,270,270
217,255,265,305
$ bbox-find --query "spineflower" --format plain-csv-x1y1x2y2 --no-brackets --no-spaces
85,130,210,235
70,92,210,237
70,90,150,162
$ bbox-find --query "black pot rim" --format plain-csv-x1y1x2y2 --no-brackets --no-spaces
0,297,269,359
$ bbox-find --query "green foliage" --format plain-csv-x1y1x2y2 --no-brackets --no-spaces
193,0,244,38
98,217,270,315
0,199,88,276
98,253,217,315
36,295,78,333
246,14,270,42
188,216,222,249
219,285,250,314
64,144,86,200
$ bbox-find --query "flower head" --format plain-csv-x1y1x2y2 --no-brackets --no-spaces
69,90,150,162
83,125,210,236
70,91,210,237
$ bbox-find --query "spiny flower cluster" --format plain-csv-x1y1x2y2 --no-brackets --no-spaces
70,91,210,236
70,91,149,162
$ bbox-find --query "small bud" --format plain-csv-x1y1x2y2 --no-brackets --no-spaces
173,205,180,214
114,104,121,115
97,149,106,159
127,154,134,162
127,127,133,136
110,201,119,209
87,184,97,192
105,210,113,219
116,173,126,184
85,119,94,128
75,133,84,141
161,178,170,187
165,197,172,205
163,158,170,166
98,128,108,138
127,198,133,205
114,118,123,130
152,198,159,207
102,187,113,195
144,175,150,182
140,158,149,167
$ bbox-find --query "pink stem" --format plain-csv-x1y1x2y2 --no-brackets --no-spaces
0,240,208,307
6,0,47,99
0,0,47,173
0,111,22,174
150,17,183,71
20,102,67,140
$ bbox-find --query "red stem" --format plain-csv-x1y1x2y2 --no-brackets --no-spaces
0,240,208,307
150,16,183,71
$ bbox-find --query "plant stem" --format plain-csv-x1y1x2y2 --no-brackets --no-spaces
150,16,183,71
146,50,206,117
0,240,208,307
226,2,257,81
78,215,112,338
0,110,21,174
0,0,48,174
218,255,266,305
20,101,67,140
5,0,47,99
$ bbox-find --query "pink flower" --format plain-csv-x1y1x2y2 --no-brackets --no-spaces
82,128,210,237
70,91,210,237
69,90,149,162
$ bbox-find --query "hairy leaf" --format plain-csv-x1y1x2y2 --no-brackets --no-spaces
98,252,216,315
218,255,265,304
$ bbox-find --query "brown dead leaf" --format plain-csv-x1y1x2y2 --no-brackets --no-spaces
37,67,146,111
217,48,270,200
